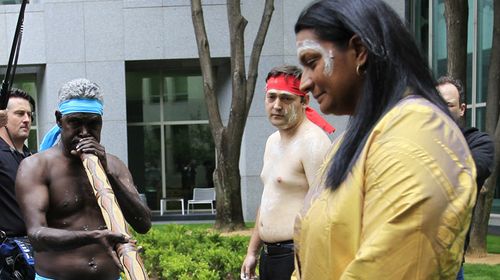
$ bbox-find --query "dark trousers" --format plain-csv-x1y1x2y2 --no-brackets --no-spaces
258,241,294,280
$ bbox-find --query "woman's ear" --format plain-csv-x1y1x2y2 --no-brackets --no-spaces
349,35,368,67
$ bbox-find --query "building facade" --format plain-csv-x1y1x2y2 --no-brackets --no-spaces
2,0,495,222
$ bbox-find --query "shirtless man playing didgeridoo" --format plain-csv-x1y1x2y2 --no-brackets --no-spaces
16,79,151,280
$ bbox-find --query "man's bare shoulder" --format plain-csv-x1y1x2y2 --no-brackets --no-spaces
263,131,280,151
17,149,64,184
298,120,331,144
295,121,332,165
105,153,129,174
19,148,59,170
266,130,281,143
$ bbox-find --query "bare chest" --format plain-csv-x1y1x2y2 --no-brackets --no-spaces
46,160,104,227
260,152,307,191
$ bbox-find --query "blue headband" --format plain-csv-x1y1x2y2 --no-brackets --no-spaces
39,99,104,151
59,98,103,116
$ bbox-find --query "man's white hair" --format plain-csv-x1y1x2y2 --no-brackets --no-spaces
58,78,104,104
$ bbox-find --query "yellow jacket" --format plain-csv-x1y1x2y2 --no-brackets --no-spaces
293,96,476,280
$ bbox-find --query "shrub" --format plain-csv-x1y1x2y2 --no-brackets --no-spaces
134,224,250,280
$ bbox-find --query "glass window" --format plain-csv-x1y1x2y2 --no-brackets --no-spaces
466,0,474,106
126,66,215,210
432,0,447,77
476,0,493,104
465,107,487,131
164,124,214,191
465,108,472,127
475,106,486,132
408,0,429,60
126,72,162,123
0,0,22,4
431,0,474,103
127,125,162,209
163,75,207,121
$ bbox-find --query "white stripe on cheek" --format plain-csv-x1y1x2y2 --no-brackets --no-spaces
296,39,333,76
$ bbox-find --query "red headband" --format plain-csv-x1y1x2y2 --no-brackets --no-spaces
265,74,335,134
266,74,306,96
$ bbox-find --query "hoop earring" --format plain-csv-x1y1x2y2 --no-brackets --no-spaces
356,64,364,76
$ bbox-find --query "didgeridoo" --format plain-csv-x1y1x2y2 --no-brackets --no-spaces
81,153,148,280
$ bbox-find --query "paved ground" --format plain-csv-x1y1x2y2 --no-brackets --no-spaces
219,229,252,237
466,254,500,265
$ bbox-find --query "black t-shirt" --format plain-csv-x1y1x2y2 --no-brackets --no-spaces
0,137,31,236
462,127,494,190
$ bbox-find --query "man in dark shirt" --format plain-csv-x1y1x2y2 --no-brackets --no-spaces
437,76,495,280
0,89,36,279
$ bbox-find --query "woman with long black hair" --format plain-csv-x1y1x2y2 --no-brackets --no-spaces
292,0,476,279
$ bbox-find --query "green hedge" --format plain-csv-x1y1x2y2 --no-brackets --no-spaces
134,224,499,279
487,235,500,254
134,224,250,280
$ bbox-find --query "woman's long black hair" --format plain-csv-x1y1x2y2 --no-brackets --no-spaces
295,0,450,190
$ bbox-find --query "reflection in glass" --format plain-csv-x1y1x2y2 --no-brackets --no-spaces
164,124,215,192
475,107,486,132
0,0,21,4
432,0,447,77
127,125,162,209
126,72,161,123
465,0,473,106
409,0,429,60
126,69,214,210
163,76,207,121
465,108,472,128
477,0,493,104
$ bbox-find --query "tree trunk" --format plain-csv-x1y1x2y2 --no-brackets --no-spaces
443,0,468,81
190,0,274,231
213,134,244,231
469,116,500,257
468,0,500,257
444,0,468,103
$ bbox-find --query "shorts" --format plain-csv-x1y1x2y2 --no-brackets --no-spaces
36,273,122,280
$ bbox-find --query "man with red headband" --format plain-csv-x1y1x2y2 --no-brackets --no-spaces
241,65,333,280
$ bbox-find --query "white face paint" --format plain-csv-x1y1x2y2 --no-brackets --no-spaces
287,102,298,126
265,90,303,130
296,39,334,76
